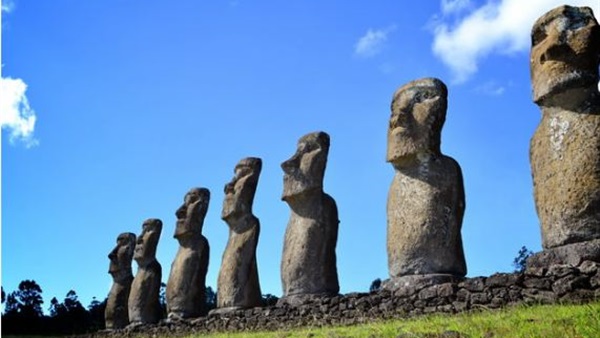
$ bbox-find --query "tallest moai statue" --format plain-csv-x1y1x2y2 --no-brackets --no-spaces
530,5,600,250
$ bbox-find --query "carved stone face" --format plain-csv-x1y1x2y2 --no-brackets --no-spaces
387,78,447,166
174,188,209,239
133,218,162,266
530,5,600,106
222,158,262,221
281,132,330,201
108,232,136,282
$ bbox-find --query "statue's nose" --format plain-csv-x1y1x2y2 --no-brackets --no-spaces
175,204,186,218
108,247,118,260
281,154,300,172
224,182,234,194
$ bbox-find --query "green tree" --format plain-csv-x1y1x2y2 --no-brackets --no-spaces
513,246,534,273
49,296,67,317
2,280,45,335
87,297,107,331
206,286,217,311
4,292,19,315
370,278,382,292
159,282,167,318
262,293,279,307
14,280,44,317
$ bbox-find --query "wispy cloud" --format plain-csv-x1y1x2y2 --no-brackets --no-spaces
474,81,506,96
354,25,396,58
0,77,39,147
2,0,15,13
441,0,471,15
431,0,600,83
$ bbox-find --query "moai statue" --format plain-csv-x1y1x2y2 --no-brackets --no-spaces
128,218,162,325
385,77,466,288
280,131,339,304
166,188,210,319
216,158,263,311
529,5,600,251
105,232,136,330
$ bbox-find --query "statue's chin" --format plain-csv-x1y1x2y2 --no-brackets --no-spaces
282,185,319,202
533,66,598,106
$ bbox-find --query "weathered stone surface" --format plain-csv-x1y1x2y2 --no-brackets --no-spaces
86,262,599,337
458,277,486,292
105,232,136,330
526,239,600,268
166,188,210,319
552,275,589,296
579,260,599,275
486,273,523,288
383,274,462,295
280,131,339,299
530,5,600,249
216,157,262,310
386,77,466,278
128,219,163,325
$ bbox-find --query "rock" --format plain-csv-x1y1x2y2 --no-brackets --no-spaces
383,274,462,294
591,271,600,288
217,158,263,310
523,277,552,290
469,292,489,305
530,5,600,249
526,239,600,268
437,283,456,298
128,218,163,325
105,232,136,329
578,260,599,275
280,131,340,299
455,288,470,302
552,275,589,296
166,188,210,318
458,277,486,292
386,78,466,278
547,264,578,278
486,273,523,288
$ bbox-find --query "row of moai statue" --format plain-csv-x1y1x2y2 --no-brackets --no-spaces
104,132,339,329
103,4,600,330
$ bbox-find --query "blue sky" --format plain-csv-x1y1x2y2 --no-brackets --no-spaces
2,0,599,310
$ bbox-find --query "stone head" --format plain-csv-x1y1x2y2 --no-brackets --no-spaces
108,232,136,282
531,5,600,107
222,157,262,221
387,77,447,166
133,218,162,267
281,131,330,202
174,188,210,238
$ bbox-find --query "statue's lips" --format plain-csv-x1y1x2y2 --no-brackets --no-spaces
390,126,408,135
282,173,299,182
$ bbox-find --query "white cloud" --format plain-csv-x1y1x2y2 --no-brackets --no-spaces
432,0,600,83
354,26,396,58
2,0,15,13
0,77,39,147
441,0,471,15
474,80,506,96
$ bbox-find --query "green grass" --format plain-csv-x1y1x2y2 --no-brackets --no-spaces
194,302,600,338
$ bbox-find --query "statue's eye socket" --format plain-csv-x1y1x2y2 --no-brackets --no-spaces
532,26,547,46
414,91,434,103
413,92,423,103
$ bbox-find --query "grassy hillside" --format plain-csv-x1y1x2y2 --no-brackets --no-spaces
197,301,600,338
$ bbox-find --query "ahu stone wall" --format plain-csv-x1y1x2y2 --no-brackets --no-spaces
87,255,599,337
